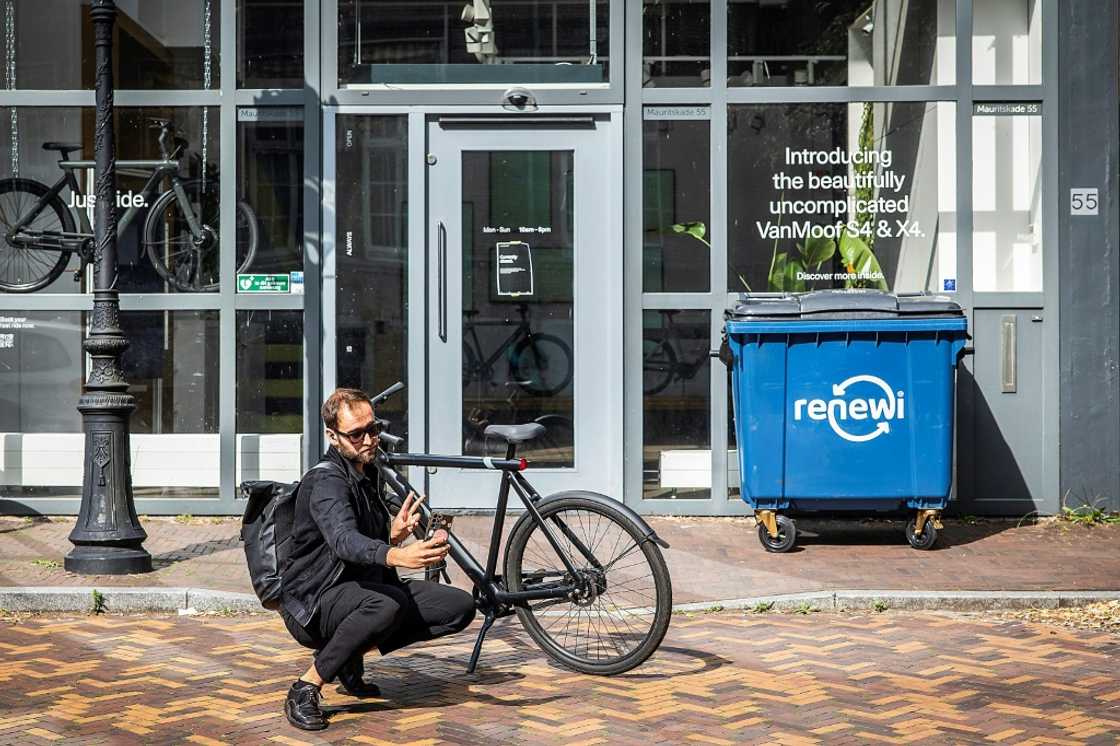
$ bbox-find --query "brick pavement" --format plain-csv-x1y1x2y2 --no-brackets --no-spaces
0,610,1117,744
2,516,1118,603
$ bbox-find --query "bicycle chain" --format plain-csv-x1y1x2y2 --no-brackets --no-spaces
200,0,211,192
4,0,17,179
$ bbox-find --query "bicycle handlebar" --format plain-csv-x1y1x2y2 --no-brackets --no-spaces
371,381,405,407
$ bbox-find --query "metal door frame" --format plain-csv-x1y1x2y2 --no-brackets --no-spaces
322,106,623,505
953,0,1061,514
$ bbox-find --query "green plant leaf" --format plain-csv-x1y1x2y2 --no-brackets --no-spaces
798,236,836,268
672,221,707,242
768,252,789,291
839,233,888,290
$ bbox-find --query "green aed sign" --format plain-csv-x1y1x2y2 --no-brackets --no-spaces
237,274,290,293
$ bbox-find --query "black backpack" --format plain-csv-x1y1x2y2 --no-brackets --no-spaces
240,462,338,610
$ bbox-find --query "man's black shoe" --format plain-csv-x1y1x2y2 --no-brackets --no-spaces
336,657,382,698
285,680,327,731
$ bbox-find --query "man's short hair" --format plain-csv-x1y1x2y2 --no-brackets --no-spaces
322,388,372,431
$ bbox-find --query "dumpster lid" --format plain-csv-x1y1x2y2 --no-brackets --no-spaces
726,290,963,320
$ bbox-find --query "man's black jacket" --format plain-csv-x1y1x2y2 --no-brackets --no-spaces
279,447,398,628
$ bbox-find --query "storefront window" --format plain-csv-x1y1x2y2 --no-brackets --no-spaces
0,106,233,296
237,108,304,290
972,106,1042,292
643,309,710,500
335,115,410,441
728,101,957,295
643,0,710,88
2,0,219,90
727,0,954,87
337,0,610,86
0,108,85,293
237,310,303,483
974,0,1042,85
643,112,710,293
0,310,220,499
237,0,303,88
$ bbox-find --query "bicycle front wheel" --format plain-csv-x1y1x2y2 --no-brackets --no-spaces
142,180,258,292
0,179,76,293
504,492,672,675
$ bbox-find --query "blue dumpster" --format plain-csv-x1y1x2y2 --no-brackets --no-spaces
724,290,968,551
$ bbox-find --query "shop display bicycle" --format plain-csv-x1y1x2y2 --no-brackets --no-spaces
0,118,257,293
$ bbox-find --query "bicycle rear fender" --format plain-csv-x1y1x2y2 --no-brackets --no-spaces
509,490,670,550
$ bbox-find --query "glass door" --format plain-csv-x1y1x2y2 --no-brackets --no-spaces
426,118,620,508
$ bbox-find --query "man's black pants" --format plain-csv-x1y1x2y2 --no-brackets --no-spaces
281,579,476,683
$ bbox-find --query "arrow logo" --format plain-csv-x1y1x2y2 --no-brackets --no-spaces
795,374,905,444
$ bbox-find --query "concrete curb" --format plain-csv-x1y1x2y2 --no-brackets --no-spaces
671,590,1120,613
2,587,1119,615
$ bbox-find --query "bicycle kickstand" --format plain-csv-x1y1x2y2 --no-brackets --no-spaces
465,611,496,675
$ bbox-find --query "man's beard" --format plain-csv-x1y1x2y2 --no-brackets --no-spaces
347,445,376,465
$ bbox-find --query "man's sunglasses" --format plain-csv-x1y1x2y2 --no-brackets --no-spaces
333,421,385,443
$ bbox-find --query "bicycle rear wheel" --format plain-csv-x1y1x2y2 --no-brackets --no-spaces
510,333,573,396
0,179,76,292
142,179,258,292
504,492,672,675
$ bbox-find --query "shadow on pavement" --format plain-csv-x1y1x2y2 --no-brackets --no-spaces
791,518,1023,549
152,536,242,568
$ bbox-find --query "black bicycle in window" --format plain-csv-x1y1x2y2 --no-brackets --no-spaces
462,303,573,397
0,118,258,293
370,381,673,675
642,309,710,395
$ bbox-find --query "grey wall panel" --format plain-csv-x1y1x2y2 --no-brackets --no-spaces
1059,2,1120,512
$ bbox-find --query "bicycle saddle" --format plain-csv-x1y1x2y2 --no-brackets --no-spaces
42,142,82,154
483,423,545,444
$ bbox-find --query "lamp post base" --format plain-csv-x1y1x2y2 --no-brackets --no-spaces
64,544,153,575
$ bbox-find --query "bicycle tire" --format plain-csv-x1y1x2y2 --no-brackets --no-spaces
642,337,676,395
510,333,573,396
504,492,672,675
142,180,259,292
0,179,77,293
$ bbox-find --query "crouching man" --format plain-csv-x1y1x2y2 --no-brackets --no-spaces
279,388,475,731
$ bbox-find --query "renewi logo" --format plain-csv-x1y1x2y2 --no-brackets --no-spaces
793,374,905,443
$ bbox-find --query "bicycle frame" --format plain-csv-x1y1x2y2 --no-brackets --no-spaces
463,316,531,376
375,450,601,610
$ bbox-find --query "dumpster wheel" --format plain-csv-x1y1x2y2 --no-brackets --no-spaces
905,512,941,550
757,514,797,553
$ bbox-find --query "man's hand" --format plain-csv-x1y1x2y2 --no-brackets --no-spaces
390,492,423,545
386,536,449,569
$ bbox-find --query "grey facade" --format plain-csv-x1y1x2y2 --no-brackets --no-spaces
0,0,1115,517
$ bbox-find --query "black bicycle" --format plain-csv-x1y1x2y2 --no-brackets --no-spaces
371,382,673,676
462,304,573,397
0,118,258,293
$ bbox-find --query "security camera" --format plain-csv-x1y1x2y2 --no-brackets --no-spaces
502,87,538,111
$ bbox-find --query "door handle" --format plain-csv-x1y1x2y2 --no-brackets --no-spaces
437,221,447,343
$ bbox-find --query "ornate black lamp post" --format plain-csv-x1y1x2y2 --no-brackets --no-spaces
65,0,152,575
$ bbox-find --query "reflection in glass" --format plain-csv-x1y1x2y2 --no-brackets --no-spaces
2,0,220,90
643,310,710,499
643,0,710,87
117,311,220,434
335,116,410,441
973,0,1042,85
461,151,575,468
727,0,952,87
972,112,1042,292
237,109,304,278
237,0,303,88
337,0,609,86
728,102,956,294
643,116,710,292
237,310,303,483
0,310,219,498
